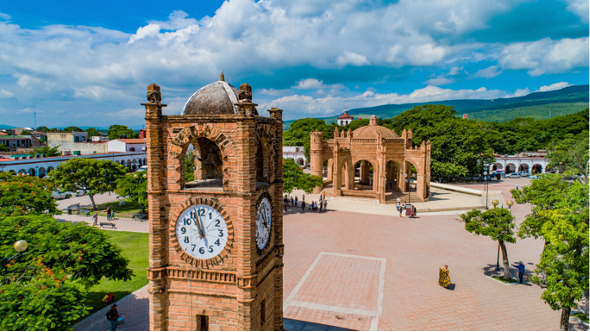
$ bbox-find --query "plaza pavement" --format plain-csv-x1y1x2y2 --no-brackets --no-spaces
56,214,149,233
72,177,588,331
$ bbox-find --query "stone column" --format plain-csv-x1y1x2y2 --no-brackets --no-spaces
332,143,341,197
143,83,168,331
310,131,324,193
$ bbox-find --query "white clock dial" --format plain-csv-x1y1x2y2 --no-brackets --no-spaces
256,197,272,250
176,204,228,259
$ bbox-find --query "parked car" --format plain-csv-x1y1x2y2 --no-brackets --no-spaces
506,173,521,178
138,165,148,172
518,171,532,177
529,175,537,180
75,190,86,196
52,191,72,200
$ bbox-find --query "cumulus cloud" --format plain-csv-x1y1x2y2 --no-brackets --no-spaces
0,12,10,20
0,89,14,98
424,77,454,86
336,51,370,67
259,88,291,96
564,0,589,23
473,65,501,79
293,79,344,90
538,82,571,92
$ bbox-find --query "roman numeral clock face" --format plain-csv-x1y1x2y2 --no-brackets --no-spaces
175,205,228,259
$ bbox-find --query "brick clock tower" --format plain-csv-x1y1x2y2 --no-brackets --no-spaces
143,73,284,331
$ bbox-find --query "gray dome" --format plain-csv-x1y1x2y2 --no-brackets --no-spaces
182,76,258,116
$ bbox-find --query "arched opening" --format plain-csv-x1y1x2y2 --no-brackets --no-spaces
130,147,136,152
47,166,54,175
38,167,46,178
532,164,543,174
256,143,264,182
505,163,516,174
131,159,138,171
297,158,304,165
518,164,529,173
492,163,503,171
385,160,401,192
9,170,16,175
28,168,36,177
255,136,270,183
185,137,224,189
17,169,26,176
354,160,375,191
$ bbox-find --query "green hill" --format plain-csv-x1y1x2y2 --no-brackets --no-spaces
283,84,589,130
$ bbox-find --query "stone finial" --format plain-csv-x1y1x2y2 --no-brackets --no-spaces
341,129,346,138
219,71,225,82
147,83,161,103
369,115,378,126
334,127,340,138
407,129,413,138
268,107,283,121
239,83,252,101
347,129,352,138
401,129,407,138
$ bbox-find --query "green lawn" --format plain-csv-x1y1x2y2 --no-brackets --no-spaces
572,312,588,323
94,199,144,218
81,230,149,317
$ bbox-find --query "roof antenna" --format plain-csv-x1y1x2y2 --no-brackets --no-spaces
219,71,225,82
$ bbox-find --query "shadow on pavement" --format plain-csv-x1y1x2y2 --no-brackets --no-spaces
284,318,354,331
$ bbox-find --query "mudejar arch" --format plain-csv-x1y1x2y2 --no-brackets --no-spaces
144,72,284,331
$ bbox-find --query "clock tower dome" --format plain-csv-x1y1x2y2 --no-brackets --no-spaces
144,75,284,331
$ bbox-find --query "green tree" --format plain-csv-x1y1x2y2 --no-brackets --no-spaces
47,159,126,210
0,143,7,152
461,208,517,280
85,127,102,137
35,126,50,132
531,181,589,330
108,125,138,140
29,145,61,157
0,172,60,217
62,126,83,132
185,151,195,182
115,171,148,208
283,118,336,161
20,129,32,135
282,158,323,194
0,214,133,330
511,174,570,251
546,135,589,182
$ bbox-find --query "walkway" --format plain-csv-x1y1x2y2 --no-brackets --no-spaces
56,214,149,233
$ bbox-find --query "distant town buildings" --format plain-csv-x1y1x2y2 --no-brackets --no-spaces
108,138,146,152
283,146,307,165
0,134,41,152
47,131,107,155
491,150,549,174
337,110,354,126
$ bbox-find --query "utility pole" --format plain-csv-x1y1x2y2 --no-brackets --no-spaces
34,112,36,130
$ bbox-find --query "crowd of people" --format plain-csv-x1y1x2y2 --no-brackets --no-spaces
283,193,328,213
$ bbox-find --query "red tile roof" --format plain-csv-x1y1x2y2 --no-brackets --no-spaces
116,139,146,144
338,110,353,119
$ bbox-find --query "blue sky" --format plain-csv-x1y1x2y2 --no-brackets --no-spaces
0,0,587,128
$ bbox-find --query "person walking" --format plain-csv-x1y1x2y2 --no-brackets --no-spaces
322,192,326,200
291,197,294,207
515,183,519,191
301,200,305,212
106,207,112,221
106,304,120,331
295,196,298,207
284,201,287,213
92,212,98,227
439,265,451,288
319,201,323,212
513,261,525,284
302,194,305,202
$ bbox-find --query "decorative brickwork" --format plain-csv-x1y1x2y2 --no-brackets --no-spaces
144,78,284,331
310,115,431,203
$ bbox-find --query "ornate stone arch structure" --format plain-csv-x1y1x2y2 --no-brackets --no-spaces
310,115,431,203
145,75,284,331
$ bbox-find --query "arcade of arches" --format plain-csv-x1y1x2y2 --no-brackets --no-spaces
310,115,431,203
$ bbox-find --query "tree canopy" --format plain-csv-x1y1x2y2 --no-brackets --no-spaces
546,134,589,181
108,125,138,140
62,126,84,133
47,159,127,210
0,172,60,217
283,118,336,161
85,127,102,137
35,126,50,132
116,171,148,208
282,158,323,194
29,145,61,157
0,215,133,330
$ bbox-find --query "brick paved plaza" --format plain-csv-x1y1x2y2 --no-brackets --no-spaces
72,179,587,331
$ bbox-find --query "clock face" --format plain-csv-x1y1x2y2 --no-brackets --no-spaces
256,197,272,250
175,204,228,260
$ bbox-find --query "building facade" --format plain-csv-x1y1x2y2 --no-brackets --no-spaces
47,132,108,155
491,151,549,174
108,138,146,152
283,146,306,165
0,135,41,152
145,76,284,331
310,115,431,203
337,110,354,126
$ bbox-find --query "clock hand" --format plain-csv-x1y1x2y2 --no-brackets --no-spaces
194,208,206,239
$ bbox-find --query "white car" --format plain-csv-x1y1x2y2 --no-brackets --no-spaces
506,173,521,178
138,166,148,172
52,191,72,200
518,172,532,177
529,175,537,180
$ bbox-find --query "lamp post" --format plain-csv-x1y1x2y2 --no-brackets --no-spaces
507,200,514,209
491,200,501,271
2,240,28,274
404,173,410,205
483,170,489,209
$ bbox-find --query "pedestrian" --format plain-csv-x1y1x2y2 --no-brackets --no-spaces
413,206,417,218
106,304,120,331
439,265,451,288
290,197,294,206
314,201,317,211
319,201,323,212
301,200,305,212
397,197,401,205
513,261,525,284
515,183,519,191
302,194,305,202
92,212,98,227
323,200,327,211
389,180,393,189
284,202,287,213
106,207,112,221
322,192,326,200
295,196,298,206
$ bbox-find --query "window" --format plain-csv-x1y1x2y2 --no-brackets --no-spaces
130,147,135,152
196,315,208,331
260,299,266,327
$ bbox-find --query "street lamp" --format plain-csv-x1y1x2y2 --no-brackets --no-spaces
404,173,410,206
483,170,489,209
490,202,501,271
507,200,514,209
2,240,28,274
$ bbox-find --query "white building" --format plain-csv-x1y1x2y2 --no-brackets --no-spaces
337,110,354,126
107,139,146,152
0,151,147,177
491,151,549,174
283,146,307,165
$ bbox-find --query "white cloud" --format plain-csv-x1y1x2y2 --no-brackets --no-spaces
498,37,589,76
259,88,291,96
293,78,344,90
564,0,589,23
0,89,14,98
512,88,530,97
424,77,454,86
0,12,10,20
473,65,501,79
538,82,571,92
336,51,370,67
73,86,131,100
128,24,161,44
